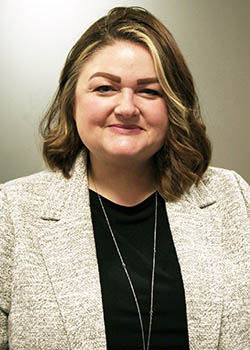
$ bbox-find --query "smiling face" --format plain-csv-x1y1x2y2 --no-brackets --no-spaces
74,40,168,169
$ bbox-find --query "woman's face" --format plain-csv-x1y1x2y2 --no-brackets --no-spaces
74,41,168,167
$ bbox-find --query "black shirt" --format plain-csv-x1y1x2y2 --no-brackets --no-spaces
90,190,189,349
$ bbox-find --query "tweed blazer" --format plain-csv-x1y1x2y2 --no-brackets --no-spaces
0,153,249,350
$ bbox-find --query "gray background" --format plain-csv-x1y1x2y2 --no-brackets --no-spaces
1,0,249,183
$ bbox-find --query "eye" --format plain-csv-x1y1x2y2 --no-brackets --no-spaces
140,89,161,97
94,85,116,93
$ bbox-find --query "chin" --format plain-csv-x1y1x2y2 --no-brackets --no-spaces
107,150,154,164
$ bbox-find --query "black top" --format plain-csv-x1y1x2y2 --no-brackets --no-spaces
90,190,189,350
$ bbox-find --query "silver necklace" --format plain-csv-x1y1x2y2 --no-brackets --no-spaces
97,192,158,350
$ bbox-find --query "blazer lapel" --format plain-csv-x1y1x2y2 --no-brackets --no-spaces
36,153,106,349
166,181,223,350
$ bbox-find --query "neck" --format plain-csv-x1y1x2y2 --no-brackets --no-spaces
88,156,157,206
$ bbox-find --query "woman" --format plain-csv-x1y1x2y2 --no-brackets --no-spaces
0,6,249,350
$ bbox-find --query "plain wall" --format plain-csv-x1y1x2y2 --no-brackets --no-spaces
1,0,249,183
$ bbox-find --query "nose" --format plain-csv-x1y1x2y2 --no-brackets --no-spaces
114,89,139,118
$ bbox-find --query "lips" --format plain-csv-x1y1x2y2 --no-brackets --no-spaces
109,124,142,129
108,124,143,134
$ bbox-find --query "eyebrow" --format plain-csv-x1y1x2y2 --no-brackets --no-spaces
89,72,159,85
137,77,159,85
89,72,121,83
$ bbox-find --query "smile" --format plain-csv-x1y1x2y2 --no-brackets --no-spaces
108,124,143,135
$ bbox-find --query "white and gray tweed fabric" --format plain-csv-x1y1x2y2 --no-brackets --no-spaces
0,152,249,349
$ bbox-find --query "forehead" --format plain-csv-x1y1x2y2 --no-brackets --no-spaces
79,41,156,77
89,40,150,59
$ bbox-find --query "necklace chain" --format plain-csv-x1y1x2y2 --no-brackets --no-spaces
97,192,158,350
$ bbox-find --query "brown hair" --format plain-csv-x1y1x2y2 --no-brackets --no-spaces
40,6,211,201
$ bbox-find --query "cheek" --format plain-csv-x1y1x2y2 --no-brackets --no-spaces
151,107,168,147
152,103,168,131
75,96,112,127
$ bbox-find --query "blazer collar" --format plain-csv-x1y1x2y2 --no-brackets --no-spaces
180,176,216,209
40,152,216,221
40,151,89,221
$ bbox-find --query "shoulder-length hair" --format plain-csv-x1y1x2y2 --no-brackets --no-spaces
40,6,211,201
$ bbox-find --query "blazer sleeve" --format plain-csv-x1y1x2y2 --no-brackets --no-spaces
231,171,250,218
0,188,14,350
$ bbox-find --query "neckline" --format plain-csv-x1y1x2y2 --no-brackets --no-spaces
89,189,157,211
